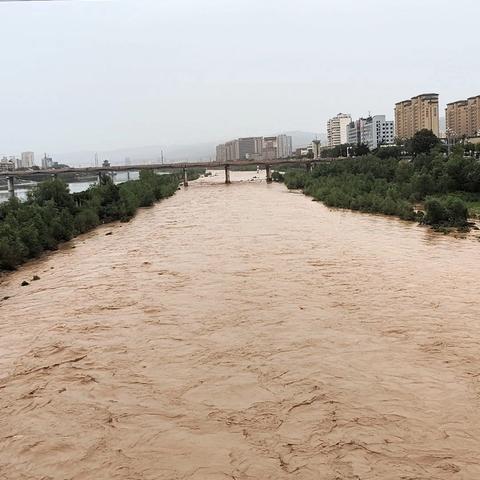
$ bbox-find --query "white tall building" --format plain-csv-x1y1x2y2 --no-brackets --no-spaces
216,144,227,162
41,154,53,169
20,151,34,168
346,115,395,150
327,113,352,147
276,134,293,158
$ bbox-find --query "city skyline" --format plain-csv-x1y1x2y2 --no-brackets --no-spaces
0,0,479,157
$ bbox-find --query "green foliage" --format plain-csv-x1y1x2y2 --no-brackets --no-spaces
410,129,441,155
271,171,284,182
320,143,370,159
284,171,308,189
29,178,75,211
424,196,469,227
283,150,477,229
0,172,181,270
375,146,404,159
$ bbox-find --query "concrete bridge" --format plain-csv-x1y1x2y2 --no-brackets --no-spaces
0,157,331,199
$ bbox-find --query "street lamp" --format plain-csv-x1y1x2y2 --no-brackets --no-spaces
445,128,456,157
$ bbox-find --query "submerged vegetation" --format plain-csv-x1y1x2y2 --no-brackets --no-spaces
0,169,202,270
281,132,479,231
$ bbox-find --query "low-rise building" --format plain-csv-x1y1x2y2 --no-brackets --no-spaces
0,157,15,172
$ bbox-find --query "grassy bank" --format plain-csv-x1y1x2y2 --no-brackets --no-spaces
0,169,203,270
279,150,478,230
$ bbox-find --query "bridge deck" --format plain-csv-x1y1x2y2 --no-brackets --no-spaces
0,157,334,178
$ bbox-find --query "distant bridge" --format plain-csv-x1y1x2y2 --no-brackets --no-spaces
0,157,334,199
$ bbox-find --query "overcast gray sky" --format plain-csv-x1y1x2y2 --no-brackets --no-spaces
0,0,478,157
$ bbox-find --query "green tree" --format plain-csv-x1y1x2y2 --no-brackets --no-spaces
411,129,440,155
30,179,75,211
444,196,468,227
423,198,447,225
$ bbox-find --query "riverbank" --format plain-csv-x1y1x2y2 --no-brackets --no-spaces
1,171,480,479
0,170,203,271
279,152,478,230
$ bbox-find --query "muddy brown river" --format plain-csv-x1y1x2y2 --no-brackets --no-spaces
1,171,480,479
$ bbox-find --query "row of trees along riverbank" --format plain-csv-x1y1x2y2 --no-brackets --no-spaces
276,130,480,231
0,169,203,271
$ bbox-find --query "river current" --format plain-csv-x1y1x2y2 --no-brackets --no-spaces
1,171,480,479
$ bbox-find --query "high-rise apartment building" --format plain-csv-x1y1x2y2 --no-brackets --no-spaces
41,154,53,169
446,100,468,138
225,139,240,162
394,100,413,139
346,115,395,150
216,135,291,162
20,151,34,169
276,134,293,158
395,93,440,139
238,137,263,160
347,118,364,146
446,95,480,138
327,113,352,147
216,144,227,162
262,135,293,160
262,136,277,160
467,95,480,137
216,137,262,162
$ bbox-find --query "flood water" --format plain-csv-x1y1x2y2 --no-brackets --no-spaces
0,171,140,203
1,171,480,479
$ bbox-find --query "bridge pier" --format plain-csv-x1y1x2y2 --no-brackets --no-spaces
97,172,103,185
225,164,231,184
266,165,272,183
305,162,313,173
51,172,58,179
127,171,131,181
7,176,15,200
183,167,188,187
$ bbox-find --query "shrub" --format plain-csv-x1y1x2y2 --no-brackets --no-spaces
423,196,469,227
0,171,181,270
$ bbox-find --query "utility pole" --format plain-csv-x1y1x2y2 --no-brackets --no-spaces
446,128,455,157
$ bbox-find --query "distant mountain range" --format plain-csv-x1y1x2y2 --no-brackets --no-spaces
284,131,327,149
53,142,217,167
53,131,328,167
